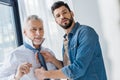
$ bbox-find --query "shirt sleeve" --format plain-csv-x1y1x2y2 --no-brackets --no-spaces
0,52,18,80
62,27,99,79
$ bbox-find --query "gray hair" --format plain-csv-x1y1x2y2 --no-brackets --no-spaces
23,15,43,29
26,15,43,22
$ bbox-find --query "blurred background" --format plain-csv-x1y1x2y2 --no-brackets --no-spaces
0,0,120,80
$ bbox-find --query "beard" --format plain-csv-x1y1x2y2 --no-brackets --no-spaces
33,38,45,46
59,16,74,29
33,41,41,45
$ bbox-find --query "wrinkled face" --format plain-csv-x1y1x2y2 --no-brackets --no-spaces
53,6,74,29
24,19,44,47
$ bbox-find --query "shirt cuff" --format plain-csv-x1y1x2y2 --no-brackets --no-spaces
61,66,74,79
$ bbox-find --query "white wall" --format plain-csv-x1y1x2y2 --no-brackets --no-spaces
72,0,120,80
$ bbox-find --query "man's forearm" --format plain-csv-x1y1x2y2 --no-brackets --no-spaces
44,69,67,79
52,58,63,69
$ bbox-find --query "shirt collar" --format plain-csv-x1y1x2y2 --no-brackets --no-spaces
70,22,80,35
63,22,80,39
24,37,36,49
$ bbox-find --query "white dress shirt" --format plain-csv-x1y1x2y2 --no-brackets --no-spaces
0,42,56,80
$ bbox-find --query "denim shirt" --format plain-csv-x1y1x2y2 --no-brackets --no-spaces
61,22,107,80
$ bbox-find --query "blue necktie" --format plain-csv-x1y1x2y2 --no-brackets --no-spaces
24,42,48,70
24,42,50,80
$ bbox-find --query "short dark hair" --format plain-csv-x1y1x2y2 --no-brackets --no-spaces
51,1,71,14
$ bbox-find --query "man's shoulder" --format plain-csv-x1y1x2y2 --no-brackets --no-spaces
79,24,94,30
78,24,98,39
75,22,93,29
77,24,97,34
11,45,25,52
3,45,25,62
8,45,28,56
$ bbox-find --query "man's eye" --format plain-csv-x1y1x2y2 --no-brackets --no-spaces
32,28,37,31
39,28,43,31
56,15,60,18
63,12,66,14
63,11,67,14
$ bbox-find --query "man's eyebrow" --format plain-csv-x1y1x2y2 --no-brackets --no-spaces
62,9,67,12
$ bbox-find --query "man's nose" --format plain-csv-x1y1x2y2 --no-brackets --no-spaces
60,15,64,19
36,30,40,35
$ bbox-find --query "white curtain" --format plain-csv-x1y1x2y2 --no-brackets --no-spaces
18,0,73,60
98,0,120,80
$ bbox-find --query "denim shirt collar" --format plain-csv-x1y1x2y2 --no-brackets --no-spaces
63,22,80,39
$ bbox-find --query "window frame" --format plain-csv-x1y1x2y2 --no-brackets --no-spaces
0,0,23,46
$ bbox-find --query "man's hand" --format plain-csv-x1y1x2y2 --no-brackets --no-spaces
15,62,32,80
35,50,56,63
40,50,55,63
35,50,63,69
34,67,68,79
34,67,46,80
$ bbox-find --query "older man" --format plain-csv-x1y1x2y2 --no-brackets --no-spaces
0,15,59,80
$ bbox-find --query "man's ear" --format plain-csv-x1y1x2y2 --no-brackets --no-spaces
23,29,27,36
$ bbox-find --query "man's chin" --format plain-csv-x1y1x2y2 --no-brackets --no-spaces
33,42,41,46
